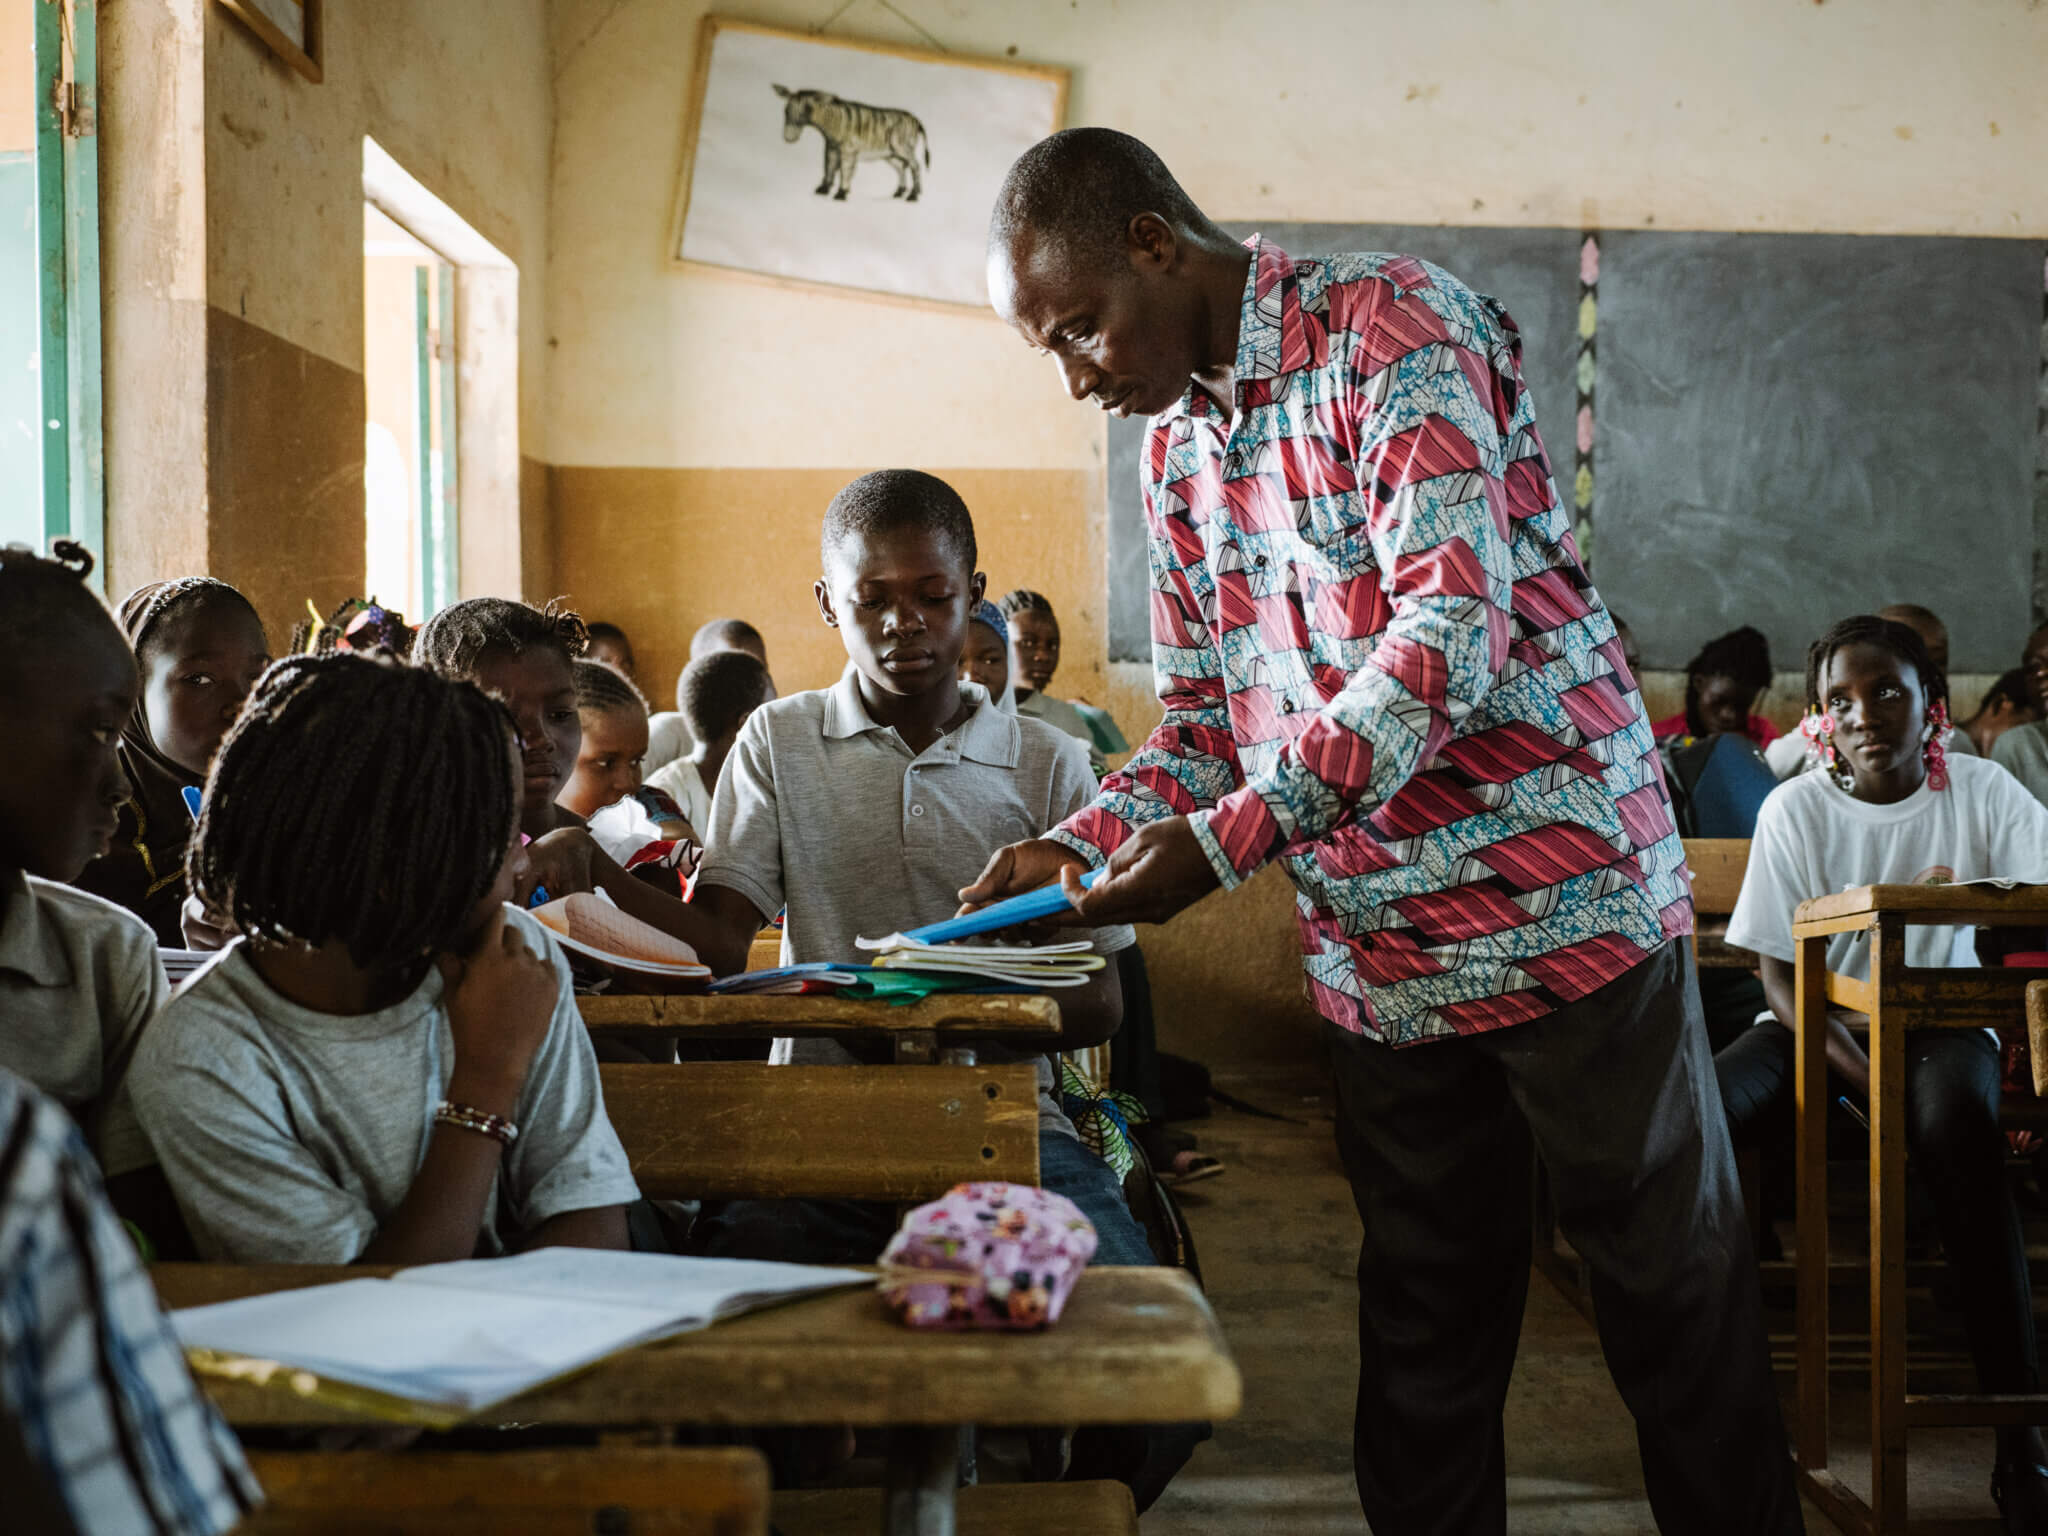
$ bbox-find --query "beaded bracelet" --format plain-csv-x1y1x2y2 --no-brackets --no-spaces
433,1099,519,1147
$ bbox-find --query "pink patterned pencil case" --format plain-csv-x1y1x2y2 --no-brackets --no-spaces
877,1182,1098,1331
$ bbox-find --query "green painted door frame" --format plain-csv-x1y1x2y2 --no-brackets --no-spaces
32,0,102,573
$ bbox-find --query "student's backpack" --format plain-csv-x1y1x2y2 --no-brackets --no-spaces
1660,730,1779,839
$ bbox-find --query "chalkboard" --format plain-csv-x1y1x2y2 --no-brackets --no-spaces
1105,224,2047,676
1107,222,1583,662
1594,231,2041,673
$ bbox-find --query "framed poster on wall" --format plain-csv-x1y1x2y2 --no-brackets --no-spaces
215,0,320,83
669,16,1067,311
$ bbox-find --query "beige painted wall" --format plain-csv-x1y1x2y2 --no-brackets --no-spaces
99,0,556,636
0,0,31,155
548,0,2048,734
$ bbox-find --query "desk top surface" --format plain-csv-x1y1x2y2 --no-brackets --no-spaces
151,1264,1240,1430
1794,882,2048,928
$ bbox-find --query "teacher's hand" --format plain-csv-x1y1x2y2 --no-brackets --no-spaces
957,838,1089,937
1068,816,1220,928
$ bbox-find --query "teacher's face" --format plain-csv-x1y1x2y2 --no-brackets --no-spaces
989,218,1202,420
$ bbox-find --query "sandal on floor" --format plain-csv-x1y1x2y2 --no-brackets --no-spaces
1157,1149,1225,1187
1993,1457,2048,1535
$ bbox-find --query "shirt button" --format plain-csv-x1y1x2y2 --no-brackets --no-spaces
910,804,925,817
1358,934,1375,952
1279,698,1296,714
1254,554,1269,569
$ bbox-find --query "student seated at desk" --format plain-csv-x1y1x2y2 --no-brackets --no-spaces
1715,615,2048,1531
416,598,712,947
646,647,775,845
560,658,699,891
646,618,776,779
0,544,165,1200
1651,624,1779,748
674,471,1198,1507
129,654,637,1265
0,1066,260,1535
74,576,269,944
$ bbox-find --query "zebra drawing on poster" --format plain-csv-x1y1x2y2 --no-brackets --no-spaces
772,85,930,202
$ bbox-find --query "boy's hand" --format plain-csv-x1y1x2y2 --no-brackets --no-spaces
518,828,598,905
439,908,556,1118
957,839,1091,938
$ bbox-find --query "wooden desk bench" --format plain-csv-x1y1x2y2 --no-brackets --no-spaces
238,1446,771,1534
155,1267,1237,1536
600,1061,1041,1201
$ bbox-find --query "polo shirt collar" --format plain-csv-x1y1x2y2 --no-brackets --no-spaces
820,672,1020,768
1158,235,1302,428
0,869,72,987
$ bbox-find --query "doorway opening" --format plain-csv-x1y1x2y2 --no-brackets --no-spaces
360,137,518,621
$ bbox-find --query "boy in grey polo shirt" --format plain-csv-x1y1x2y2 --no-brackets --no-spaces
684,471,1149,1263
680,472,1200,1507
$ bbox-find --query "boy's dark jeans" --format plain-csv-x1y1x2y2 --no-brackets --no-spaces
1326,940,1803,1536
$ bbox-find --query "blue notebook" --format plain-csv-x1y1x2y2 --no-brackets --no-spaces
900,867,1105,946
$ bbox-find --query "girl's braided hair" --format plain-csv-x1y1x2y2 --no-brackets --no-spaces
413,597,588,681
572,657,648,718
122,577,261,661
0,541,110,660
190,652,519,973
995,588,1055,622
1804,615,1949,717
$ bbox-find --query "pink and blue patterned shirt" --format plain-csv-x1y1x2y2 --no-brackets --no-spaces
1049,239,1692,1045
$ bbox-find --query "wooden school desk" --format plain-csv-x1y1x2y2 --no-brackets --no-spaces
153,1264,1241,1536
579,992,1062,1065
1791,882,2048,1535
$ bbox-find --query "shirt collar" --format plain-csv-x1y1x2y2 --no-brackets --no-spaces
0,869,73,988
1159,235,1301,427
821,672,1019,768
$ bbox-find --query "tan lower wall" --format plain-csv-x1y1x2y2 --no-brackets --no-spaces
550,467,1110,705
205,306,365,641
1137,865,1327,1072
520,455,555,607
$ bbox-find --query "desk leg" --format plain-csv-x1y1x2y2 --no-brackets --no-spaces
1867,918,1908,1532
882,1425,960,1536
1795,935,1831,1474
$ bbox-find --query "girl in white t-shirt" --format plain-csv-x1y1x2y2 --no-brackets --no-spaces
1720,615,2048,1529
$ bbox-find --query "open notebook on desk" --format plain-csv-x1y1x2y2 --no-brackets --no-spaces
171,1249,868,1421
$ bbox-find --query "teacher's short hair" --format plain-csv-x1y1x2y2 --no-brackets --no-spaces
989,127,1209,269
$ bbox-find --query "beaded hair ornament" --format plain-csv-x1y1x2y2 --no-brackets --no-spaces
1800,699,1952,793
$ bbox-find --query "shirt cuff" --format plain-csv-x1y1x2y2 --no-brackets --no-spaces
1188,809,1249,892
1042,827,1108,868
1193,783,1287,889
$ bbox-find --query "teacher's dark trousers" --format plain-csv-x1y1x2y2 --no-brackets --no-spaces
1325,939,1802,1535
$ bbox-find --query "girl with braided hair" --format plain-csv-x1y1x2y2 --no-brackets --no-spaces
74,577,268,944
127,652,637,1264
1649,624,1780,747
1717,615,2048,1529
0,542,168,1189
417,597,723,957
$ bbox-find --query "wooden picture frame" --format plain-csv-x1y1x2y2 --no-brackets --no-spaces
215,0,321,84
669,16,1068,313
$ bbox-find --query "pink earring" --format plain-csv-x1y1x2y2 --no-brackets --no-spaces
1925,700,1952,792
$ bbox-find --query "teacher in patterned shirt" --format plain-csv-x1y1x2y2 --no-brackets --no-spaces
963,129,1802,1536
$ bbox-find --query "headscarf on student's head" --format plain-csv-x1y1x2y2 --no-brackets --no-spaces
71,578,256,944
969,599,1016,714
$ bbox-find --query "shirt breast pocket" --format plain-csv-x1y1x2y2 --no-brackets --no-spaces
1295,492,1379,588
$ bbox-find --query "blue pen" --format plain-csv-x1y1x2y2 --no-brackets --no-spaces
181,785,203,821
902,867,1107,946
1836,1094,1870,1130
